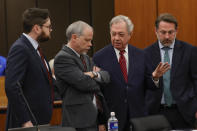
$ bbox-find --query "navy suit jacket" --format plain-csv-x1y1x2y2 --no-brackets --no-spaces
144,39,197,125
5,34,53,129
93,44,155,131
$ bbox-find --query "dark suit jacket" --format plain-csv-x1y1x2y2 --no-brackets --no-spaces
54,46,110,128
5,34,53,130
93,44,155,131
144,39,197,125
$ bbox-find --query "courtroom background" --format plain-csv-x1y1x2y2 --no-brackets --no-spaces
1,0,197,131
1,0,197,60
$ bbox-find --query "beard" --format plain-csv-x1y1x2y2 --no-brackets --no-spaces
161,39,173,46
156,33,176,47
37,31,50,43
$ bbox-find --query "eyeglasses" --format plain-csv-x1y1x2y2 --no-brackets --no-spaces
41,24,52,30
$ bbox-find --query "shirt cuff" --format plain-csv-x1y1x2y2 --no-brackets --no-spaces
152,78,159,87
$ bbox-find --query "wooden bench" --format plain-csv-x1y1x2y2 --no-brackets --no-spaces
0,76,62,131
0,76,7,109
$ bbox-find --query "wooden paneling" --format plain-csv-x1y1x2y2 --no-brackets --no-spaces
158,0,197,46
115,0,157,49
6,0,35,49
91,0,114,53
37,0,69,60
69,0,91,24
0,113,6,131
69,0,93,56
50,101,62,125
0,76,7,131
0,76,8,131
0,0,7,57
0,77,7,109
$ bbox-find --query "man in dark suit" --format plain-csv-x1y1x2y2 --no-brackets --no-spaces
144,13,197,129
5,8,53,130
54,21,110,131
93,15,169,131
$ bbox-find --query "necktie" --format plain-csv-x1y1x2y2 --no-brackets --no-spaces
119,50,128,83
37,46,54,101
80,55,87,71
80,55,103,112
163,47,173,106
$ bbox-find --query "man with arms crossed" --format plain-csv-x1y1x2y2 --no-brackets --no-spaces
54,21,110,131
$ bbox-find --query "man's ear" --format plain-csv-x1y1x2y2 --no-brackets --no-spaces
71,34,78,41
130,31,133,36
32,24,41,34
154,27,158,35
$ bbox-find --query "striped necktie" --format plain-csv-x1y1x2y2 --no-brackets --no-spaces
119,50,128,83
37,46,54,101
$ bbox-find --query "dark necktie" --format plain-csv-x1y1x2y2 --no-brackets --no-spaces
163,47,173,106
80,55,103,112
119,50,128,83
80,55,87,71
37,46,54,101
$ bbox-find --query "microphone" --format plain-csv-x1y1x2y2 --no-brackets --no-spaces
17,81,39,131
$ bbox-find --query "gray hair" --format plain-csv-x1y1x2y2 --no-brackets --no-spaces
66,21,93,41
109,15,134,34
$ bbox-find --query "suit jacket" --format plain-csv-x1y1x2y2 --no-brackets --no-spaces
5,34,53,130
93,44,155,131
144,39,197,125
54,45,110,128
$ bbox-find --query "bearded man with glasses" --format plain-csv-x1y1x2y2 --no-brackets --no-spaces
5,8,54,130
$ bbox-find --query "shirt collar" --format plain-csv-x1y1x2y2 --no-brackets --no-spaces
158,39,175,49
114,44,128,54
23,33,39,50
66,44,80,57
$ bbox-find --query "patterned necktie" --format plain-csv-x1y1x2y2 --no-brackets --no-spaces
37,46,54,101
119,50,128,83
80,55,103,112
163,47,173,106
80,55,87,71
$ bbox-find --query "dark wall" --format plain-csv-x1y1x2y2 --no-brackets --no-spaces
0,0,114,59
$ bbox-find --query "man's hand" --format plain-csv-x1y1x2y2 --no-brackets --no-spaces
152,62,170,81
84,66,101,78
84,72,94,78
22,121,33,128
98,124,106,131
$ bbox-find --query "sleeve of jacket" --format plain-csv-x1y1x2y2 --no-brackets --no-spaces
190,46,197,93
54,52,100,93
144,51,157,90
5,44,31,125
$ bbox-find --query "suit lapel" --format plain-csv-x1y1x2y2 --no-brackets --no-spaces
62,46,85,71
152,43,161,68
109,45,126,84
22,35,49,81
127,45,134,81
171,40,183,80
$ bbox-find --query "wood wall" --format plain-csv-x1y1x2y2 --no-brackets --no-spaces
115,0,197,48
0,0,114,59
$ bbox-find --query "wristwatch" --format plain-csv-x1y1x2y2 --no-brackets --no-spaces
92,71,98,78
